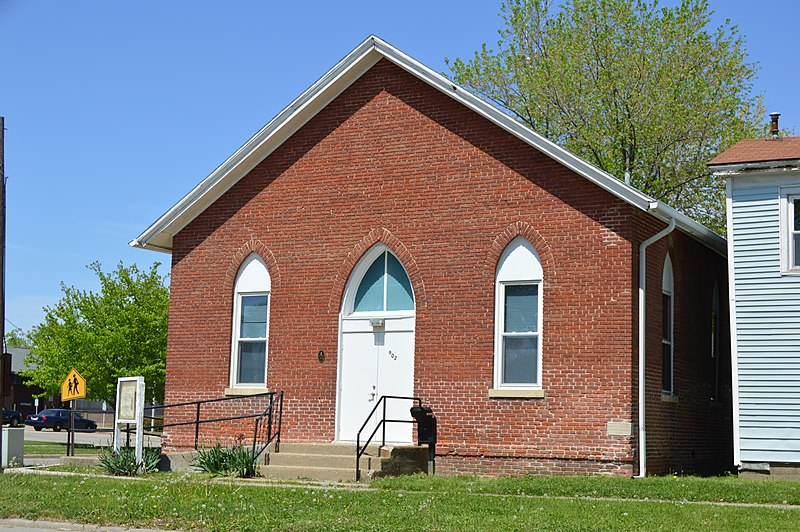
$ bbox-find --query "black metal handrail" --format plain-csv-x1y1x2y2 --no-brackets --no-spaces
250,391,284,462
62,391,284,457
154,391,278,451
355,395,421,481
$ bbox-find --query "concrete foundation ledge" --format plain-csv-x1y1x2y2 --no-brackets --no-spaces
740,462,800,481
372,445,429,478
158,450,199,472
59,455,101,467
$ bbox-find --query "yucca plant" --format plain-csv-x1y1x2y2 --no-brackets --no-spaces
193,442,258,478
99,447,161,476
193,444,228,474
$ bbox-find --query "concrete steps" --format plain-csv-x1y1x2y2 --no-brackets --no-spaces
259,442,427,482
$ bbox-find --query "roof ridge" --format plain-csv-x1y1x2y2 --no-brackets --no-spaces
131,35,725,256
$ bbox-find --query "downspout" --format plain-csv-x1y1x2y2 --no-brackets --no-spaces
633,211,676,478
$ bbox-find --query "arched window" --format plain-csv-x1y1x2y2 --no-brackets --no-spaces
662,254,674,394
494,237,543,388
710,280,720,400
230,254,271,387
349,247,414,314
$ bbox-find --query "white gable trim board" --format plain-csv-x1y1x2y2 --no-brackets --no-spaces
130,35,725,257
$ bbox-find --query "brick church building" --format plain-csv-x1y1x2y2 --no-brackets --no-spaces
133,36,732,476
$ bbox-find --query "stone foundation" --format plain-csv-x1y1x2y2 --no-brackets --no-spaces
437,454,633,477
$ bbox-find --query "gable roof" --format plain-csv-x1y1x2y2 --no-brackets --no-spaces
708,137,800,167
8,346,33,373
131,35,726,256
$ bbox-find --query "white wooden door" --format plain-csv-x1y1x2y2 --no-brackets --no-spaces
337,316,415,442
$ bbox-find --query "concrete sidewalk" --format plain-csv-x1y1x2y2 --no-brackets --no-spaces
0,519,175,532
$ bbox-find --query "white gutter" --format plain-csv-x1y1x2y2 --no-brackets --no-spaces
708,159,800,175
634,215,676,478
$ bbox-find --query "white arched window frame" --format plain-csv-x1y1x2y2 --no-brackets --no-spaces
230,254,271,389
662,254,674,394
341,244,415,317
494,237,543,389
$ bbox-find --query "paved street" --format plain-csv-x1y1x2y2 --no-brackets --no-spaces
22,426,161,447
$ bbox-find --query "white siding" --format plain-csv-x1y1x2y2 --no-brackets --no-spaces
730,175,800,464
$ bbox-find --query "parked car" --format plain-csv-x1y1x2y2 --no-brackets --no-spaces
2,408,23,427
24,409,97,432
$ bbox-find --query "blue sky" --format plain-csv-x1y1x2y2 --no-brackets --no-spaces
1,1,798,333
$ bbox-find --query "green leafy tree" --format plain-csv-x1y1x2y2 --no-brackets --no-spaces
22,262,169,404
5,329,29,349
447,0,764,232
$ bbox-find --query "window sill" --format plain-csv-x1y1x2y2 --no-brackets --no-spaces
661,392,679,403
488,388,545,399
224,387,270,397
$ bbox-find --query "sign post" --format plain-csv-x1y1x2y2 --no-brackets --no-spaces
61,368,86,456
114,376,145,469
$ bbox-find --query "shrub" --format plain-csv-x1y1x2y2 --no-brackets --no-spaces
99,447,161,476
194,443,258,478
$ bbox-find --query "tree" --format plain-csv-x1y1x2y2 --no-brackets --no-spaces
22,262,169,404
446,0,764,232
5,328,30,349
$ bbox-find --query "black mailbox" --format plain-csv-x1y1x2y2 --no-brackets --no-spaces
410,405,437,445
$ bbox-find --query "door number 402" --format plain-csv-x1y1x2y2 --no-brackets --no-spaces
389,350,397,360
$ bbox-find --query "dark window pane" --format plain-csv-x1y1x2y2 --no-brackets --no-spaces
354,253,385,312
794,199,800,231
238,342,266,384
503,336,537,384
662,294,671,340
662,342,672,392
505,285,538,333
240,295,268,338
794,233,800,268
711,310,720,358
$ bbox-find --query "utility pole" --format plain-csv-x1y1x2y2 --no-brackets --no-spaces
0,116,5,471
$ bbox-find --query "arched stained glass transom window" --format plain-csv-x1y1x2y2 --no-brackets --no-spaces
352,250,414,313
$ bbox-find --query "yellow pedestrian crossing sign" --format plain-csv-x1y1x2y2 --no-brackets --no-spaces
61,368,86,402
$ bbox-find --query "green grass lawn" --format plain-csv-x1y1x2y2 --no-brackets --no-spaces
0,472,798,531
375,473,800,505
23,440,102,455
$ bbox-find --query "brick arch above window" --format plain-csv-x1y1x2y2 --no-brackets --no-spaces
224,238,281,296
484,222,556,285
328,227,427,314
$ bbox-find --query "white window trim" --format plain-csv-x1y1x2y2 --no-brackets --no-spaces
494,281,543,389
230,292,270,389
778,185,800,275
662,255,674,394
493,237,543,390
229,254,271,389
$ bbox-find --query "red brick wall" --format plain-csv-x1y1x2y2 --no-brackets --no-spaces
634,213,733,475
162,58,730,475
